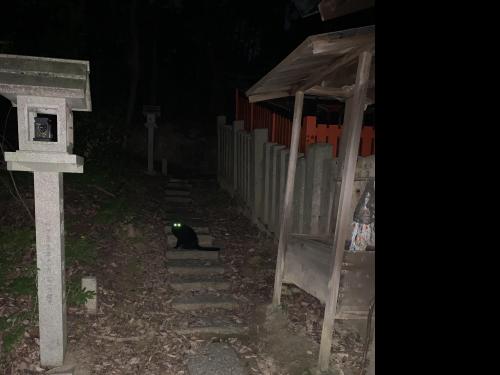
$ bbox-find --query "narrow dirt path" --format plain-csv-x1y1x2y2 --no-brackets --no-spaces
2,162,366,374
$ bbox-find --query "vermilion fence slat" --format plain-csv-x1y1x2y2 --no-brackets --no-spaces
235,89,374,156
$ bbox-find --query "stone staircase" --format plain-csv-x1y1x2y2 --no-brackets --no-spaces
164,178,247,339
165,178,193,204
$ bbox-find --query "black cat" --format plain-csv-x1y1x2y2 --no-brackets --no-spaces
171,222,220,251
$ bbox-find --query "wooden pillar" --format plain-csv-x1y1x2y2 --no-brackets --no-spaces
272,90,304,306
318,51,373,371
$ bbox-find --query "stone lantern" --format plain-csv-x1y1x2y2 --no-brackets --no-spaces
0,54,91,367
143,104,160,175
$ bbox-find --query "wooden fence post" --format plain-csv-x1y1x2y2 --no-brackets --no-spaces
233,120,244,194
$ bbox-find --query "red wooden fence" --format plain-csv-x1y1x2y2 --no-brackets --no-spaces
235,89,375,157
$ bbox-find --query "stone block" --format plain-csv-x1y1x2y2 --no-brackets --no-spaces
164,196,192,204
169,275,230,291
167,234,213,248
166,182,192,190
166,249,219,260
81,276,97,314
172,295,239,311
187,343,247,375
164,225,209,234
165,189,190,196
167,259,225,275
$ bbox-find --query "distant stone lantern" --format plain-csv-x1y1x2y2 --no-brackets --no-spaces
143,104,160,175
0,54,92,367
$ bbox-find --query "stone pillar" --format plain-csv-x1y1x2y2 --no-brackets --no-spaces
251,129,268,223
292,154,305,233
34,172,66,367
161,158,168,176
232,120,244,193
269,144,285,233
303,143,333,235
145,113,157,175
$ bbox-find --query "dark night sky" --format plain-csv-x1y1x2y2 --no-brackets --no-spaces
0,0,374,156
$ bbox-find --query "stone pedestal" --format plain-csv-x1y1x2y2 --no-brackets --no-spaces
161,158,168,176
34,172,66,367
0,53,91,370
145,120,157,175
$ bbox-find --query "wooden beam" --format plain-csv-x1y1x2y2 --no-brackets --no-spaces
305,85,353,98
272,90,305,306
317,51,373,371
248,91,291,103
312,34,373,56
246,38,311,97
294,47,368,93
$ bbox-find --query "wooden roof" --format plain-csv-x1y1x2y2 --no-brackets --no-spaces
0,54,92,111
318,0,375,21
246,25,374,104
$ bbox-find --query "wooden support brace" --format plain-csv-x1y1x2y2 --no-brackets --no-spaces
272,90,305,306
318,51,373,371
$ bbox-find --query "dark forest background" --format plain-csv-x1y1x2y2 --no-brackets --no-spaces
0,0,374,171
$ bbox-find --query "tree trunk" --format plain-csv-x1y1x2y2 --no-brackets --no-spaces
123,0,140,149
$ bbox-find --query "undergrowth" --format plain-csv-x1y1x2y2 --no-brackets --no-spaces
0,227,96,356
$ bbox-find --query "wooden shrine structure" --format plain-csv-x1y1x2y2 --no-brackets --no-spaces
246,25,375,371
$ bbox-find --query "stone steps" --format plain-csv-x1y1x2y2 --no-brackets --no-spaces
163,208,248,344
167,234,213,248
172,295,239,311
165,189,191,197
186,343,247,375
169,275,230,291
166,249,219,260
164,226,209,235
166,182,192,190
167,259,225,275
164,196,193,204
176,325,247,337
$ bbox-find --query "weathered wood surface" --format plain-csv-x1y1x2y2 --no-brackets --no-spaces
246,26,374,103
318,51,373,371
272,91,305,306
283,234,375,316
